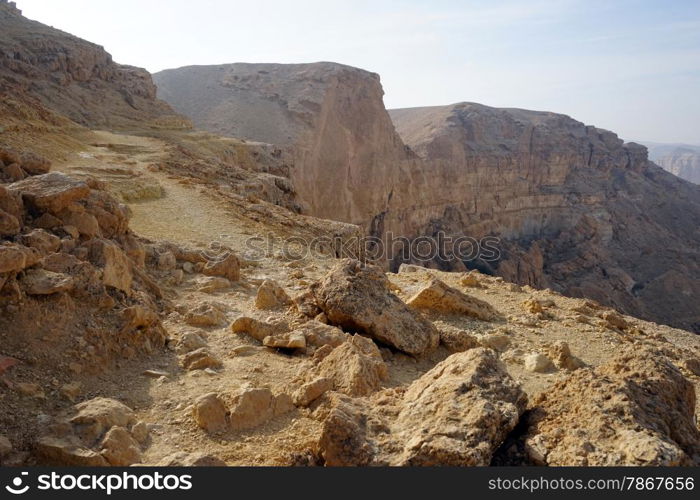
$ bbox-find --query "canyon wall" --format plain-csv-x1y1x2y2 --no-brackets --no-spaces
646,144,700,185
154,64,700,333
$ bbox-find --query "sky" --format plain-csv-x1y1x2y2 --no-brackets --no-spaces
17,0,700,144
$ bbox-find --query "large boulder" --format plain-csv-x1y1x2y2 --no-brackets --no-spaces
8,173,90,214
311,260,439,356
318,348,526,466
390,348,526,466
406,278,500,321
521,348,700,466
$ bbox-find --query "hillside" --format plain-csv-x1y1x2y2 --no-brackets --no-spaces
155,65,700,334
0,1,699,468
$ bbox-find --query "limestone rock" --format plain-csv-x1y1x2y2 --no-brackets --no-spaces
294,320,348,350
229,387,292,431
0,209,19,236
546,341,584,371
21,269,74,295
392,349,527,466
35,436,109,466
19,151,51,176
8,173,90,214
293,377,333,407
436,325,480,353
231,317,284,342
85,239,133,293
312,259,439,356
192,393,228,433
524,353,554,373
182,348,222,371
407,278,499,321
202,253,240,281
255,279,291,310
70,398,136,443
263,331,306,350
521,348,700,466
196,276,231,293
310,335,388,397
318,348,527,466
0,244,32,273
99,426,142,466
19,229,61,254
185,303,225,327
177,331,207,354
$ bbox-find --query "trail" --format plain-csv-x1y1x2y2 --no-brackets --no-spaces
56,130,257,252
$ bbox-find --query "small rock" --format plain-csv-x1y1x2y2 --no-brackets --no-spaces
524,353,555,373
182,348,222,371
407,278,500,321
196,276,231,293
99,426,142,466
255,280,292,310
263,331,306,350
21,269,74,295
131,421,149,444
294,378,333,407
202,253,240,281
479,333,511,352
177,331,207,354
185,303,225,327
192,393,228,433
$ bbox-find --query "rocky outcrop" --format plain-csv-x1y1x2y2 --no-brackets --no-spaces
646,144,700,185
153,62,410,223
309,259,439,356
154,63,700,334
318,348,527,466
518,348,700,466
0,2,186,128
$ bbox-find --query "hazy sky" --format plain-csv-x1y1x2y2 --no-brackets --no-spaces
18,0,700,144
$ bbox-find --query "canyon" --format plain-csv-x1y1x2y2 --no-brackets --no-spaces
645,143,700,185
1,0,699,468
155,64,700,334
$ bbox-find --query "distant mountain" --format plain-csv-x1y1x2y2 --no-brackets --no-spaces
641,142,700,184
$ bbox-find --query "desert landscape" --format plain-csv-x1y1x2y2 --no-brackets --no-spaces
1,0,700,469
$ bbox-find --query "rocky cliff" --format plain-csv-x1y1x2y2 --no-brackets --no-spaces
0,0,184,129
154,62,410,224
154,64,700,333
646,143,700,184
389,104,700,333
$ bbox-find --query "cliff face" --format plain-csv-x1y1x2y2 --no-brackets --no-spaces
646,145,700,185
0,0,183,128
389,104,700,332
154,63,700,333
154,62,410,224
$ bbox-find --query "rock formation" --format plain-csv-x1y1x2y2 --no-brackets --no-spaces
155,64,700,333
645,143,700,185
0,0,186,129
